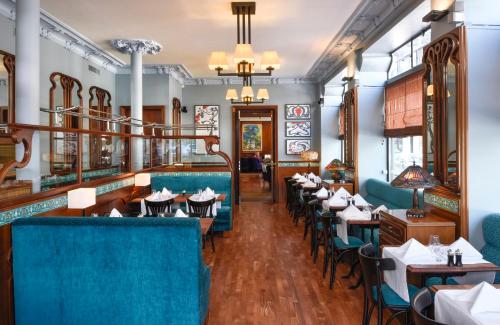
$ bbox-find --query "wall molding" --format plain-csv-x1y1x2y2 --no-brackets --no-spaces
183,77,318,86
306,0,424,83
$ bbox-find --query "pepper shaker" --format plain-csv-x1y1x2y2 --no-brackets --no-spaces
454,249,463,267
447,249,455,267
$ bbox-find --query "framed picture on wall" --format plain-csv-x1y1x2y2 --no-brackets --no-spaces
285,121,311,137
286,139,311,155
285,104,311,120
241,123,263,152
194,105,220,154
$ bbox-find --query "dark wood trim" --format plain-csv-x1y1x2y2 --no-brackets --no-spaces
0,50,15,123
384,126,424,138
342,88,359,193
232,105,279,204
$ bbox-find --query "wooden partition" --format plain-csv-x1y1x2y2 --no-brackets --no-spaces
276,161,320,202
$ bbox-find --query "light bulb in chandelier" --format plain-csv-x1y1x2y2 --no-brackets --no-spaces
261,51,280,70
209,51,229,71
241,86,254,99
256,88,269,100
225,88,238,100
234,44,255,64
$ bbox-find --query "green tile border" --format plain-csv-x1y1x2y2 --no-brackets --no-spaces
424,192,459,214
41,167,121,188
152,171,231,177
277,162,320,167
0,177,134,226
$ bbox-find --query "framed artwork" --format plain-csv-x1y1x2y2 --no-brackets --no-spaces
286,121,311,137
285,104,311,120
241,123,262,152
194,105,219,154
286,139,311,155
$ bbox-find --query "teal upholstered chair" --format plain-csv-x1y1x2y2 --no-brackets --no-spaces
12,217,211,325
481,214,500,283
151,172,232,232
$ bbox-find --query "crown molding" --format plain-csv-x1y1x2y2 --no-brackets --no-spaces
306,0,424,83
115,64,193,85
0,79,7,86
0,0,126,73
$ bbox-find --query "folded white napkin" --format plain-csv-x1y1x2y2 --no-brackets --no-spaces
314,176,322,184
449,237,483,261
465,282,500,314
161,187,172,197
337,205,369,245
292,173,301,179
328,195,347,207
149,192,161,201
352,194,369,207
333,187,350,199
394,238,433,260
315,187,328,199
308,172,316,179
372,205,388,213
109,208,122,218
296,176,308,183
174,209,188,218
338,205,365,219
204,187,215,197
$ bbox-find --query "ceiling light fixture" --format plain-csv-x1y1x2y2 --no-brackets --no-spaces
209,2,280,105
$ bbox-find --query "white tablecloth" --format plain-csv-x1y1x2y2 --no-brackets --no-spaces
435,288,500,325
337,210,371,245
383,246,494,303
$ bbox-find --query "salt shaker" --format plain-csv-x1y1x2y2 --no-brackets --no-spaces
447,249,455,267
454,249,463,267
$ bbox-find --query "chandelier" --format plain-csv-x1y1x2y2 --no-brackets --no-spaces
208,2,280,105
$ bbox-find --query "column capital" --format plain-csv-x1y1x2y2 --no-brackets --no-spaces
110,39,162,55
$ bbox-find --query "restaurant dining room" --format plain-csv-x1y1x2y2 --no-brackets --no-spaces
1,0,500,324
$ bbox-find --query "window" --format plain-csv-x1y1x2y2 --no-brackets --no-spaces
388,136,423,181
388,28,431,79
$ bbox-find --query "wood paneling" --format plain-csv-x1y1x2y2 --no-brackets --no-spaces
276,162,320,202
119,105,166,135
0,224,13,325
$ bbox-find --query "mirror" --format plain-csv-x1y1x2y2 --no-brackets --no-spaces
89,86,112,170
425,68,435,175
49,72,83,174
343,89,356,168
82,135,128,183
445,59,457,188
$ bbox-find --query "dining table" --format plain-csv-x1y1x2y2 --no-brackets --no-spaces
130,193,226,205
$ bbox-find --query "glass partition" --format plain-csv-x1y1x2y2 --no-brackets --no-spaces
445,59,457,187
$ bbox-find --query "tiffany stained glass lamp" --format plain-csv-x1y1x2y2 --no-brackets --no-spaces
390,162,440,217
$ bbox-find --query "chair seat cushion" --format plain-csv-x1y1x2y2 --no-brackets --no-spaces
372,284,419,307
214,206,232,232
334,236,364,249
425,277,459,287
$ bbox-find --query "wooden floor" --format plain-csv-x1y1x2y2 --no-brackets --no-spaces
239,173,273,203
203,199,368,324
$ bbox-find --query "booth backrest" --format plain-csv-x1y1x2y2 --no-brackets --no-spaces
12,217,210,325
364,178,423,209
481,214,500,283
151,172,232,207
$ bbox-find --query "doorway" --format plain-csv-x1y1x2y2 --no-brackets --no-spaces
232,105,278,204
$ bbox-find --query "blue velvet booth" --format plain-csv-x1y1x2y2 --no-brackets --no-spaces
481,214,500,283
151,172,233,232
363,178,423,210
12,217,211,325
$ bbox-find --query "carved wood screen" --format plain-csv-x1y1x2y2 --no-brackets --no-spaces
422,27,468,238
341,88,358,193
49,72,83,174
89,86,112,169
172,97,181,161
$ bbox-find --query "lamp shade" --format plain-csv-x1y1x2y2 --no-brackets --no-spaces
391,162,440,189
256,88,269,100
226,88,238,100
67,188,96,209
241,86,254,99
427,84,434,97
234,44,255,64
300,150,319,161
261,51,280,70
134,173,151,186
208,51,229,70
325,159,346,170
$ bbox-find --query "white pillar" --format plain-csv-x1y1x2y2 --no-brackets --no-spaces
110,39,162,172
130,51,143,171
15,0,41,192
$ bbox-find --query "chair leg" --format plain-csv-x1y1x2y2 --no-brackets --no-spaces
323,244,329,278
329,248,336,289
202,235,206,249
210,228,215,252
366,303,375,325
377,300,384,325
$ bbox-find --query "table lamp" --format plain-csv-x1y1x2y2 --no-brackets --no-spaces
325,159,347,182
134,173,151,186
390,162,440,218
300,150,319,173
67,188,96,216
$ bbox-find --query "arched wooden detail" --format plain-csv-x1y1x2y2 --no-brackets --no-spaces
172,97,182,161
341,88,359,193
49,72,83,175
89,86,113,169
422,27,468,239
0,128,34,184
204,135,232,170
0,50,15,124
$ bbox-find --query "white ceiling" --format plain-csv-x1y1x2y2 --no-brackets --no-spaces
366,0,430,54
40,0,362,78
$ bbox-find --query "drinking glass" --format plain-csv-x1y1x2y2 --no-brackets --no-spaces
90,212,99,218
429,235,444,262
158,212,165,218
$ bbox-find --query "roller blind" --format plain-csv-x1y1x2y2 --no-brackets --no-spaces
384,72,424,137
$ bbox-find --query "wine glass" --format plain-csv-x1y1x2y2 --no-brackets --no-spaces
429,235,444,262
90,212,98,218
158,212,165,218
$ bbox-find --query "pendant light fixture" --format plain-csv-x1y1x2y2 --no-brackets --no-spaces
208,2,280,105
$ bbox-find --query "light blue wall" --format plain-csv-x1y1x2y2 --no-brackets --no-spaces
167,76,183,124
357,86,387,195
466,26,500,248
320,105,342,178
181,83,321,160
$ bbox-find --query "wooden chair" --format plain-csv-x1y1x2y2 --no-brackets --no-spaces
358,243,418,325
411,288,444,325
187,197,216,252
144,198,174,217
